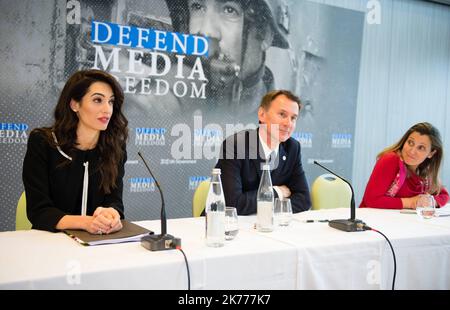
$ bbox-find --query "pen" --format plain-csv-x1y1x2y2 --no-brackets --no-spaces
305,219,329,223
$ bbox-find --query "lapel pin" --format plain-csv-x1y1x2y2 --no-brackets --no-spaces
283,156,286,161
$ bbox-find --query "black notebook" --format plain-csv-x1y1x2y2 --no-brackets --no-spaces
64,220,153,246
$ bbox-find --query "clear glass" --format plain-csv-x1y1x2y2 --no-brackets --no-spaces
256,164,274,232
416,194,436,219
274,198,293,226
224,207,239,240
205,169,225,247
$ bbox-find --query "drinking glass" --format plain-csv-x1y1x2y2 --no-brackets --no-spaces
274,198,293,226
416,194,436,219
224,207,239,240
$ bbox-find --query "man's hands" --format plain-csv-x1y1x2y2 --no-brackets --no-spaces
277,185,292,199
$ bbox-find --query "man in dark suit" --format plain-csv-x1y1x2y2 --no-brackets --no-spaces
216,90,311,215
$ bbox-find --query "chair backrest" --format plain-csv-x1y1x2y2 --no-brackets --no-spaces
311,174,351,210
16,191,32,230
192,180,210,217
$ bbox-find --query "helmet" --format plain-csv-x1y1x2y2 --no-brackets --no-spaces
255,0,290,49
165,0,290,49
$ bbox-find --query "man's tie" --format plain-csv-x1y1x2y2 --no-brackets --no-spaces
267,151,276,170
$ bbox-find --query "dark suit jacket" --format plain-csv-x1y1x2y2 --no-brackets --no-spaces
216,128,311,215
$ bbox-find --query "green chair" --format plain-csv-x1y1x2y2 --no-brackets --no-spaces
192,180,210,217
16,191,32,230
311,174,351,210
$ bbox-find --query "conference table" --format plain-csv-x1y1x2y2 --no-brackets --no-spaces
1,207,449,290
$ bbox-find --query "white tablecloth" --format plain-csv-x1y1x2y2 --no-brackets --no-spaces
1,207,449,289
262,207,450,289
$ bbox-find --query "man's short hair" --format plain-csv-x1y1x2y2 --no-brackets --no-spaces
259,90,302,110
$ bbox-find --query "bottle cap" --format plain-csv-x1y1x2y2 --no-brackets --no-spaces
212,168,221,174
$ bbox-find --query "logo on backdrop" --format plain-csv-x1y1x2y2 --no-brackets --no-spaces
189,176,210,191
331,133,352,149
0,123,28,144
135,127,166,146
91,21,208,99
193,128,223,147
129,177,156,192
292,132,313,148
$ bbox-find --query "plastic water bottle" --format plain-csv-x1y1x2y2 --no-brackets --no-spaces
205,168,225,247
257,164,274,232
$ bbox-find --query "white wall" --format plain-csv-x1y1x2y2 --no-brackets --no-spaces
307,0,450,204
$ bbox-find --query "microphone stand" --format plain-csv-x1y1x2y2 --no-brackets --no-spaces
138,152,181,250
314,161,366,232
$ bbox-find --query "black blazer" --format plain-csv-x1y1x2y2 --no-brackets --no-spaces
216,128,311,215
22,130,126,232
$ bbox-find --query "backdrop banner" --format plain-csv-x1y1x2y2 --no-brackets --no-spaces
0,0,363,230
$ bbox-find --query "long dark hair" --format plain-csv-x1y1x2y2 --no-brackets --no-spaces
378,122,443,194
35,69,128,194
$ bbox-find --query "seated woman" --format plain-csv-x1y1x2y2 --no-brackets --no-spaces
360,122,449,209
23,69,128,233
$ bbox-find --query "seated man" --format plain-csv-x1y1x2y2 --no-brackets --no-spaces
216,90,311,215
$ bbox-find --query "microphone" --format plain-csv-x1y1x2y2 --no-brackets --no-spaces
138,151,181,250
313,160,367,232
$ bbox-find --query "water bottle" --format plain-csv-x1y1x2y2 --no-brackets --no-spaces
257,164,274,232
205,168,225,247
